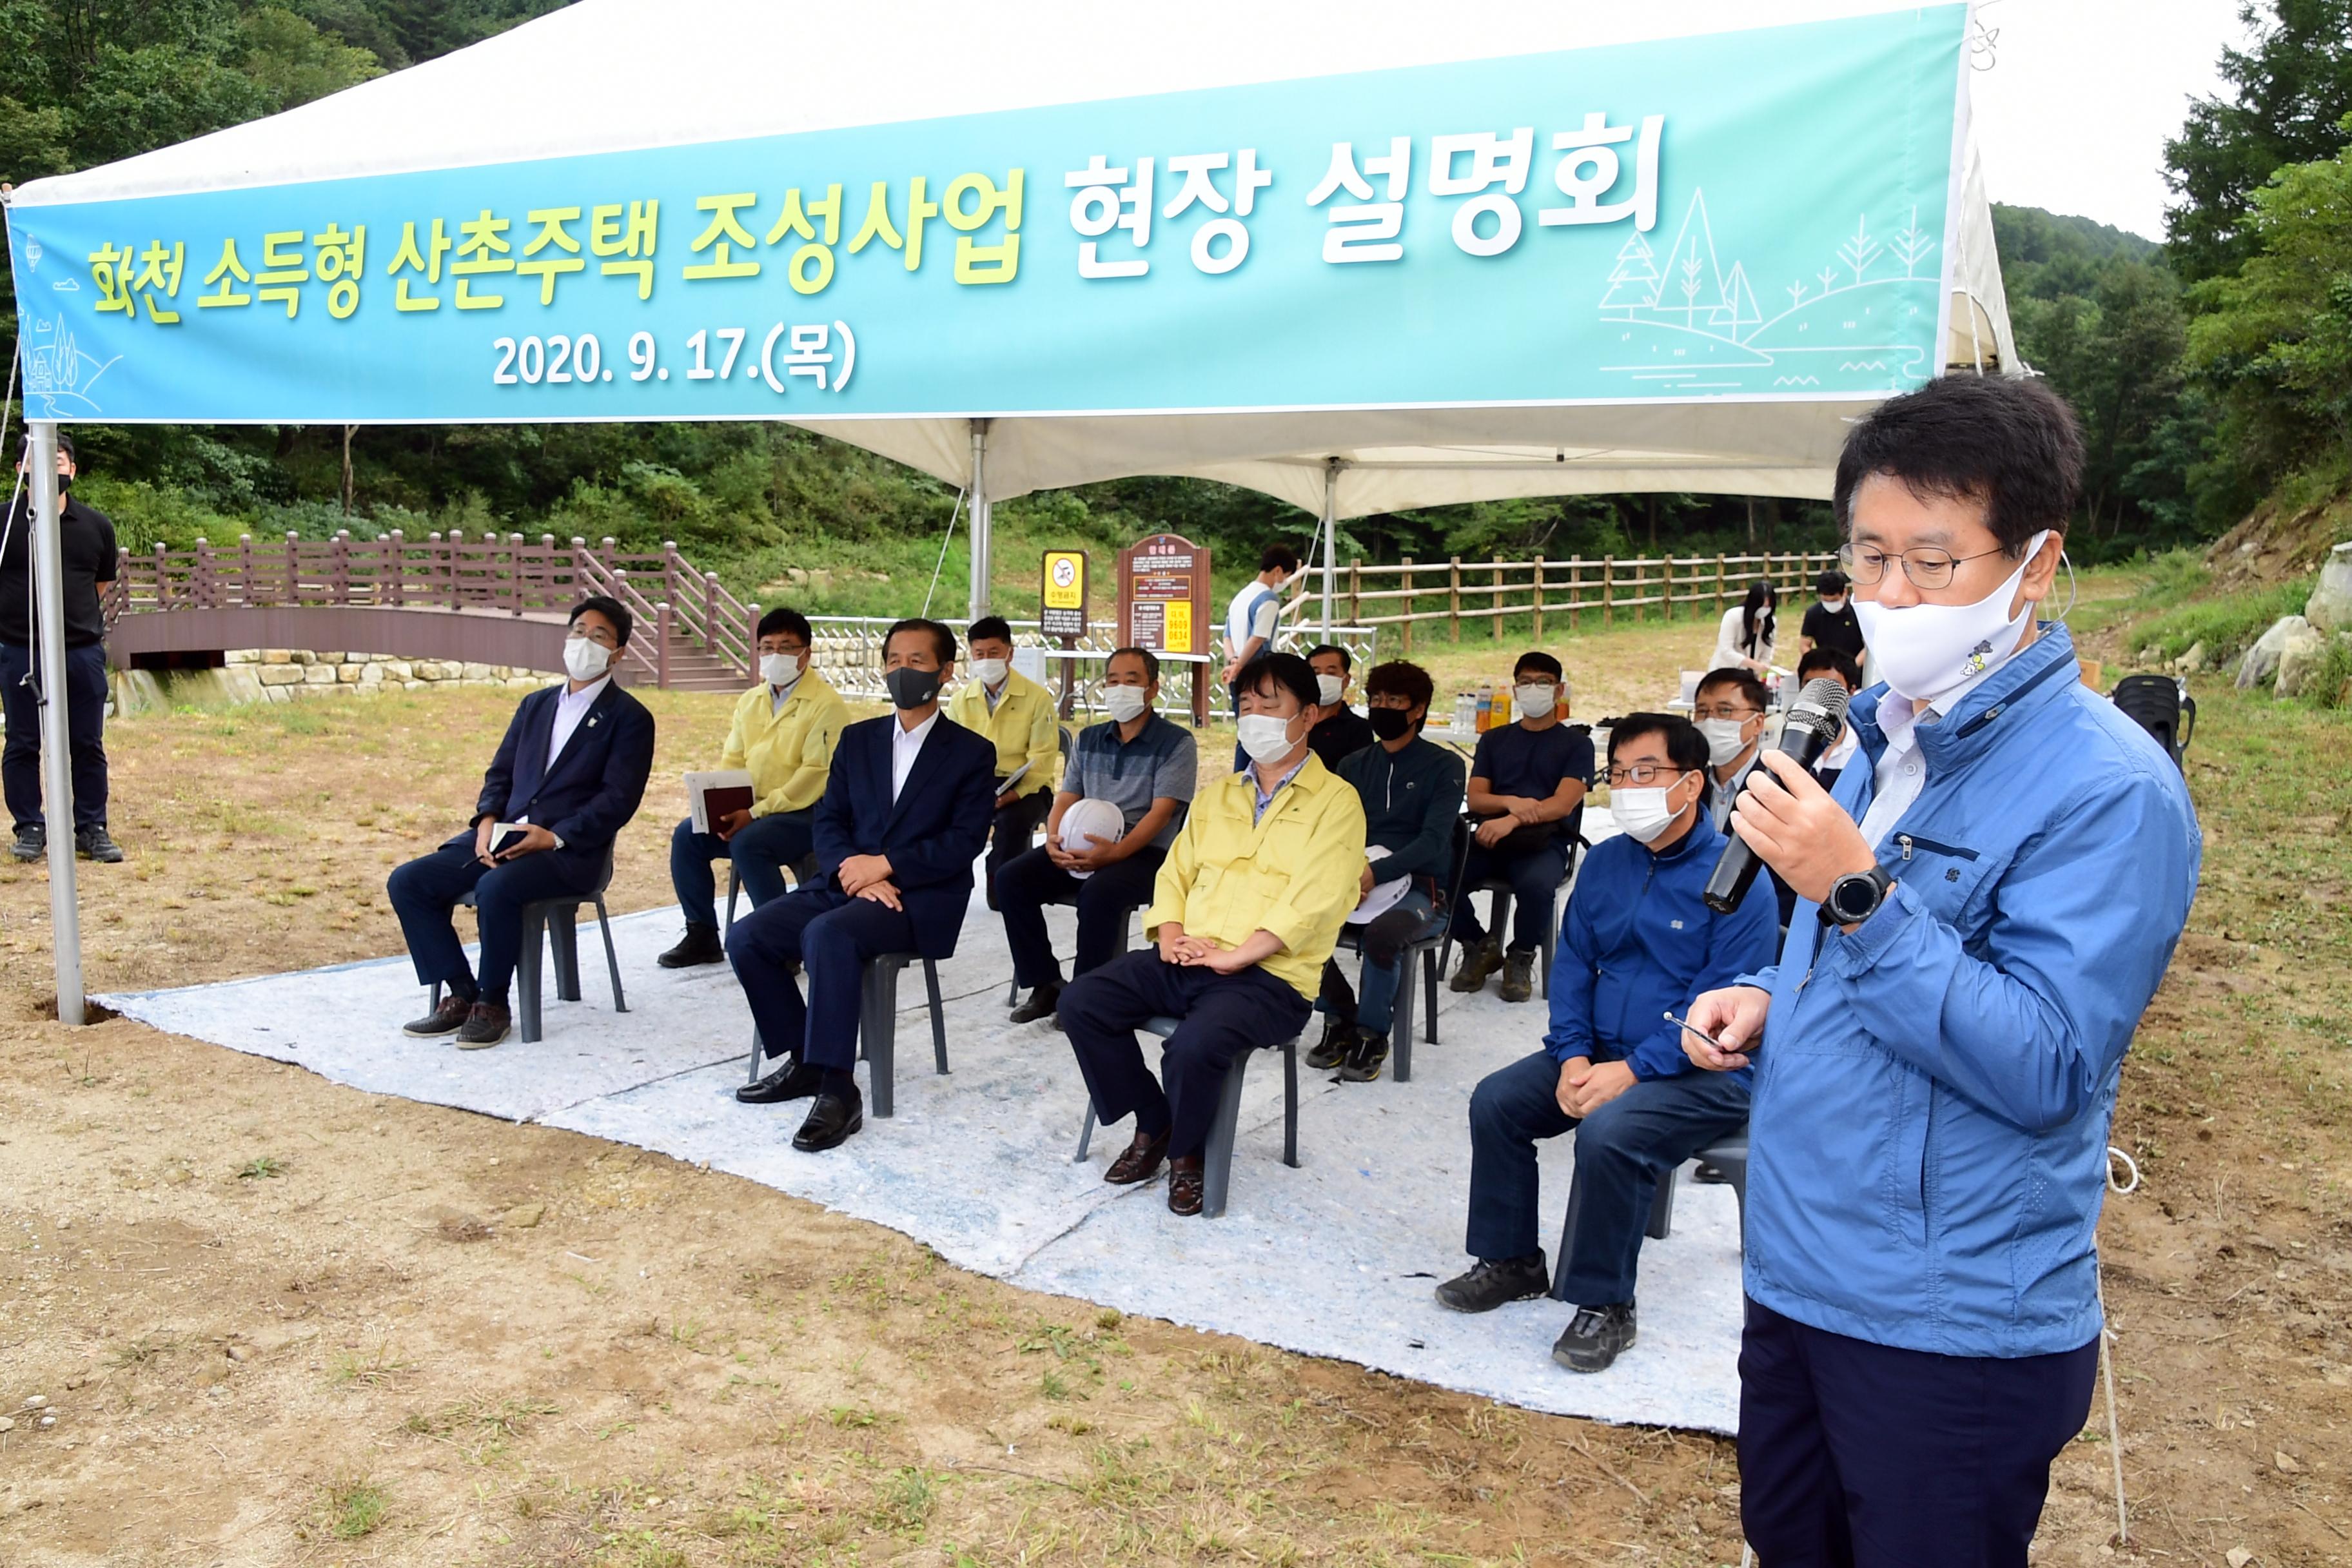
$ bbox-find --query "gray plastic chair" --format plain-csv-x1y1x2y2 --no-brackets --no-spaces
433,847,624,1044
1072,1015,1300,1219
743,951,947,1119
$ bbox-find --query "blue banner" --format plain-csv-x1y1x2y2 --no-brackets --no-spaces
8,6,1966,425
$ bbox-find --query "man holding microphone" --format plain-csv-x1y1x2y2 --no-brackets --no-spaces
1679,375,2199,1567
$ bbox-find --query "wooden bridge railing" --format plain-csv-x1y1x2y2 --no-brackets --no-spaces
104,529,761,686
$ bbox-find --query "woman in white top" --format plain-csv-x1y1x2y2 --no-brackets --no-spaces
1709,580,1778,675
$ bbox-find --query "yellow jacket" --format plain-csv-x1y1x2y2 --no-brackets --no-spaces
946,667,1060,796
720,669,850,818
1144,754,1369,999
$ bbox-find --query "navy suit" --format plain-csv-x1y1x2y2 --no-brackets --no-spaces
388,680,656,1006
728,711,995,1072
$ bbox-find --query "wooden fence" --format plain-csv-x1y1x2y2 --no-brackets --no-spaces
1280,550,1840,651
106,529,763,687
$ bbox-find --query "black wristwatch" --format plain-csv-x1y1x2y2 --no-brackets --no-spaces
1819,865,1896,928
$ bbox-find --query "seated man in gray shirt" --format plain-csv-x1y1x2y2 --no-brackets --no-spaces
996,647,1197,1024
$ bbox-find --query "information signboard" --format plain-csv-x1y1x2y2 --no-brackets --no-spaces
1118,533,1213,723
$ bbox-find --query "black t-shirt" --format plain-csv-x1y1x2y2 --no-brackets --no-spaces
1801,600,1865,658
1469,721,1594,845
0,496,119,649
1308,705,1377,771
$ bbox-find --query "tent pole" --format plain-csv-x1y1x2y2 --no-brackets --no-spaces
1320,458,1339,640
967,419,992,621
25,421,84,1025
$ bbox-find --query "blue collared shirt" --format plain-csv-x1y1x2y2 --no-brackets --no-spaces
1248,752,1310,823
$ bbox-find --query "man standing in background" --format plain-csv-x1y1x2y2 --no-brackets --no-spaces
3,433,122,864
1219,545,1298,691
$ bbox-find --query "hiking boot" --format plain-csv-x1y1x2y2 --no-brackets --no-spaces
1306,1016,1357,1071
658,922,725,968
75,827,124,863
1449,936,1503,994
1552,1302,1638,1373
10,824,44,862
1339,1030,1389,1083
455,1002,513,1050
1009,982,1062,1024
1498,948,1536,1004
1434,1253,1551,1313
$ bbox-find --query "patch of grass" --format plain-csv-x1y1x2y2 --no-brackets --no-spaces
236,1155,286,1180
327,1478,387,1540
106,1334,178,1370
825,1403,883,1429
328,1344,412,1387
2126,576,2311,663
873,1465,936,1536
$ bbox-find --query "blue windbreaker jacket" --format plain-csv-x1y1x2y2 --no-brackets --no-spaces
1542,810,1779,1081
1740,624,2200,1358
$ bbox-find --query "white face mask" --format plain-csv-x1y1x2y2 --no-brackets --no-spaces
1821,596,1847,612
1697,716,1752,767
1235,712,1302,767
563,636,612,683
1103,685,1150,723
1852,531,2048,707
1611,783,1683,843
970,656,1010,687
1513,682,1556,721
1316,673,1345,707
761,651,804,690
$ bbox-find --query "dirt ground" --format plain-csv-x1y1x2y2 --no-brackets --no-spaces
0,593,2346,1565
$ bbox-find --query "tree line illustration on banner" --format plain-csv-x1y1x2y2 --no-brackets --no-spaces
1596,191,1943,393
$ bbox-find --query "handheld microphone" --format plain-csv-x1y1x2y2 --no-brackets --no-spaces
1703,677,1853,914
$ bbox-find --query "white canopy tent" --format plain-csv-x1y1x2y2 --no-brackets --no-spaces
6,0,2015,1019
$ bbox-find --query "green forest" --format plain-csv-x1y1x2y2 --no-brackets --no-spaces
3,0,2350,616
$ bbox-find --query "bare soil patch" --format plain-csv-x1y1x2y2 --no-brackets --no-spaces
0,615,2344,1565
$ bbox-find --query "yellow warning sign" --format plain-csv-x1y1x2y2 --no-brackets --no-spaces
1163,600,1193,654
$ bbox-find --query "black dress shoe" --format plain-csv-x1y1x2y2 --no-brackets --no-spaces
402,992,475,1037
1552,1302,1638,1373
658,922,725,968
792,1086,863,1152
1102,1128,1170,1186
1166,1155,1206,1216
1434,1253,1551,1313
1306,1017,1357,1071
1008,983,1061,1024
736,1057,823,1104
455,1002,512,1050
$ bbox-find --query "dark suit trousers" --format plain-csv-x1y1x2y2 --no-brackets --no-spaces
1465,1048,1750,1302
1738,1298,2097,1568
1059,952,1310,1161
993,843,1164,990
387,843,600,1006
983,787,1053,910
725,885,918,1072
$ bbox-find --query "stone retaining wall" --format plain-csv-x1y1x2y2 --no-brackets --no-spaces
226,648,559,700
108,649,564,717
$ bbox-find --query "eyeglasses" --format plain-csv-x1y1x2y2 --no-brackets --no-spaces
1605,763,1690,787
1690,704,1759,722
1838,541,2013,590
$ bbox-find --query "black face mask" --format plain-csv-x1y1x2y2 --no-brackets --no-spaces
885,665,941,710
1367,705,1415,741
